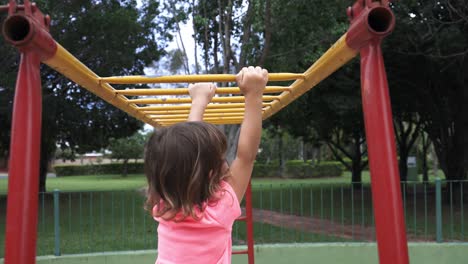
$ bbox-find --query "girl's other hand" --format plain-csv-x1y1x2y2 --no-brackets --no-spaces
188,83,216,105
236,66,268,98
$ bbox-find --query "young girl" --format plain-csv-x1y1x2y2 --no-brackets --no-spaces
144,66,268,264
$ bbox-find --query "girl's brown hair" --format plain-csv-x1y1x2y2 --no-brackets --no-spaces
144,122,228,221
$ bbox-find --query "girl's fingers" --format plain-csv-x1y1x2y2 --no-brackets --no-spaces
236,70,244,83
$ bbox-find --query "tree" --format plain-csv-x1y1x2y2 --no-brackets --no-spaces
385,0,468,181
258,0,371,183
393,113,421,182
0,0,169,191
158,0,274,162
108,132,146,177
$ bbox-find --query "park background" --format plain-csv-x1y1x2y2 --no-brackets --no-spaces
0,0,467,262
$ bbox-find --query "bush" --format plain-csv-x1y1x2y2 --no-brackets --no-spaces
251,160,343,178
286,161,342,178
54,163,144,177
252,162,281,178
252,163,281,178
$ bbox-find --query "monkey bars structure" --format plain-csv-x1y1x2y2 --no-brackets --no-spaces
1,0,409,264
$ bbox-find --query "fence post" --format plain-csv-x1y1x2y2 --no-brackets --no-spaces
435,178,442,243
54,189,61,256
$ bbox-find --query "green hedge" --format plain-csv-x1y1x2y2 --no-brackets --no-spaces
285,161,342,178
55,160,343,178
54,163,144,177
252,163,281,178
253,161,343,178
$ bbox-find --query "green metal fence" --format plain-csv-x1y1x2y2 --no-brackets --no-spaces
0,178,466,257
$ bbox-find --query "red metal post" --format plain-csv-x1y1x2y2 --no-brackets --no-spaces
1,2,56,263
4,50,42,264
245,181,255,264
360,39,409,264
346,1,409,264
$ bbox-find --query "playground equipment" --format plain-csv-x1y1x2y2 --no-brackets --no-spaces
1,0,408,264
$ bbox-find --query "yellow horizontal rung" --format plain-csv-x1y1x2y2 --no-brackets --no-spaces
99,73,305,84
149,113,245,119
143,108,249,115
138,103,271,111
115,86,290,96
154,116,244,122
159,119,243,126
128,96,279,105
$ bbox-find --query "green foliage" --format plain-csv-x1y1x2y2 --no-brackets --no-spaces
284,161,343,179
55,147,77,162
257,129,303,163
252,163,281,178
0,0,169,189
54,163,144,177
108,132,146,176
108,133,145,162
385,0,468,180
253,160,343,179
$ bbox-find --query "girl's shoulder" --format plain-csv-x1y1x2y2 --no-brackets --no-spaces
206,181,241,222
153,181,241,225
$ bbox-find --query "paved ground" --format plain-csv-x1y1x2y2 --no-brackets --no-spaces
245,208,431,242
0,172,56,179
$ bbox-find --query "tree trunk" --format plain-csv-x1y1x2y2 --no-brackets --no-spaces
39,153,48,193
224,125,240,163
278,132,285,177
422,149,429,182
299,139,304,162
191,0,199,74
122,159,128,177
39,127,57,193
421,134,430,183
351,134,363,189
176,23,190,74
258,0,271,66
238,0,254,68
213,29,219,73
399,147,409,182
351,167,362,190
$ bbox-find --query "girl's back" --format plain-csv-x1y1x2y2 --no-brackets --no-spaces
155,181,240,264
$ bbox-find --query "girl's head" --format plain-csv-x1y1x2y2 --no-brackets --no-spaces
144,122,228,220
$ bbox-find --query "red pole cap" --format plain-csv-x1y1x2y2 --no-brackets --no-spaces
345,0,395,50
1,2,56,60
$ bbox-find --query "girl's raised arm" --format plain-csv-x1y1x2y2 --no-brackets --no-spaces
228,67,268,201
188,83,216,121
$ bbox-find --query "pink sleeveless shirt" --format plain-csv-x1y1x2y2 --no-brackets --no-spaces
154,181,241,264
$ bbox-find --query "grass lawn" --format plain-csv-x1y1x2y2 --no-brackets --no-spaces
0,173,350,195
0,169,448,194
0,174,147,194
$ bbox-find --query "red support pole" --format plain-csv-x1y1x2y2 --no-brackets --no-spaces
346,1,409,263
360,39,409,264
4,50,42,264
245,181,255,264
2,3,55,263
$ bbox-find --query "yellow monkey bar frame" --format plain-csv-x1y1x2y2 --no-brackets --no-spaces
40,35,357,127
